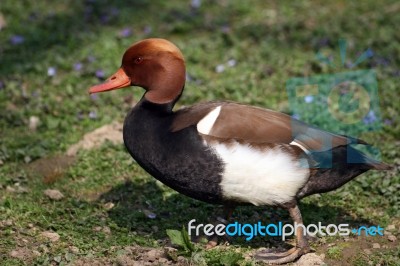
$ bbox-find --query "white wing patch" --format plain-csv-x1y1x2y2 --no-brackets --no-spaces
211,141,309,206
290,140,310,154
197,106,222,135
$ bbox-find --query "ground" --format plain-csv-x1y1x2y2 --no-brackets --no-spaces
0,1,399,265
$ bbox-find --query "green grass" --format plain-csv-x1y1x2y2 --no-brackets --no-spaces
1,0,399,265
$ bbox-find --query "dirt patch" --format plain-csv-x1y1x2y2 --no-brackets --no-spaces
40,231,61,242
24,122,123,183
66,121,123,156
316,231,399,266
25,154,75,183
294,253,325,265
72,257,114,266
43,189,64,200
116,246,187,266
72,246,187,266
9,247,37,263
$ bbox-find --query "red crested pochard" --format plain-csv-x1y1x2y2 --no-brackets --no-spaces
88,38,391,264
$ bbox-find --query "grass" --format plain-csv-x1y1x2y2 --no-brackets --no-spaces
1,0,399,265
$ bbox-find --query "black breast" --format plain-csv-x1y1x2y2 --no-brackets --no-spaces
123,99,224,204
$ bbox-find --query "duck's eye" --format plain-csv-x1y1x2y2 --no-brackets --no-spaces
134,57,143,64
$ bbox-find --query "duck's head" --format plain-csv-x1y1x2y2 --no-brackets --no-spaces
89,38,186,104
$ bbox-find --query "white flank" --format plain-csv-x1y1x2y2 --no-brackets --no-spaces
212,142,310,206
290,140,310,154
197,106,222,135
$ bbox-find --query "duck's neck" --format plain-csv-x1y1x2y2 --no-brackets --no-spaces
143,86,184,113
138,96,176,114
145,88,181,105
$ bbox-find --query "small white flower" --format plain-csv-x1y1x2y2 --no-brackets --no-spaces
304,95,314,103
215,64,225,73
47,67,56,77
191,0,201,9
227,59,237,67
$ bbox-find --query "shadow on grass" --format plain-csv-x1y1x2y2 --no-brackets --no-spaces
99,180,375,248
0,0,212,75
0,0,153,75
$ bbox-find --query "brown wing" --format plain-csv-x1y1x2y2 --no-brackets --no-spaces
172,101,363,151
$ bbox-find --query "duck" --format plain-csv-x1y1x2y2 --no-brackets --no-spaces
88,38,391,264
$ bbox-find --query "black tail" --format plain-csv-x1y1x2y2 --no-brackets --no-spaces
297,145,392,199
343,135,369,145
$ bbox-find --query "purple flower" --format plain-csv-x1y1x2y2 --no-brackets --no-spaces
292,114,301,120
384,119,392,125
227,59,236,67
100,7,119,24
32,91,40,98
147,213,156,219
47,67,56,77
110,7,120,16
317,37,331,48
89,111,97,119
29,12,38,21
118,27,132,38
143,209,157,219
95,69,105,79
77,111,84,120
87,56,96,63
191,0,202,9
375,56,390,67
10,35,25,45
100,15,110,24
365,48,374,58
304,95,314,103
185,73,193,82
220,25,231,34
0,80,4,90
363,110,377,125
90,93,98,101
143,25,152,35
74,62,83,71
84,6,93,21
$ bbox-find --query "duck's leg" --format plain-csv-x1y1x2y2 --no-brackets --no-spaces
206,205,235,249
255,203,310,264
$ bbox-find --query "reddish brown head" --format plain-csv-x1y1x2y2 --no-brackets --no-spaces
89,38,186,104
